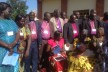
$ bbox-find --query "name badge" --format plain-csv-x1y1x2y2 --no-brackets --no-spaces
7,31,14,36
92,29,96,32
44,30,48,34
20,32,23,36
57,26,59,28
73,30,77,34
99,42,103,46
32,30,36,34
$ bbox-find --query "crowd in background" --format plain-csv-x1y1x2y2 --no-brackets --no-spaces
1,2,108,72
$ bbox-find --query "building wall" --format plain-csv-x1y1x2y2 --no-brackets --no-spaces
67,0,96,17
104,0,108,12
42,0,61,17
41,0,106,18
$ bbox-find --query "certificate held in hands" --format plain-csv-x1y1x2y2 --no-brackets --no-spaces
2,51,19,66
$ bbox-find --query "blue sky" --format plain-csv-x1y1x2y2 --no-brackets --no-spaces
26,0,37,14
0,0,37,14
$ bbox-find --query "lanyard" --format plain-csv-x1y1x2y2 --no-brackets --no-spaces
42,21,49,29
90,21,95,29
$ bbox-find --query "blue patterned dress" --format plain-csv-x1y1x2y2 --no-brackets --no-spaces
0,19,19,72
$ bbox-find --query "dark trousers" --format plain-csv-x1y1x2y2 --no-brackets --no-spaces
24,41,38,72
39,40,48,64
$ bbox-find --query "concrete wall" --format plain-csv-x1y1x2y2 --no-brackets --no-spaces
67,0,96,17
42,0,61,17
104,0,108,12
42,0,104,17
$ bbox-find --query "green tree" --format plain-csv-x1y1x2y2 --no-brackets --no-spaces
7,0,28,19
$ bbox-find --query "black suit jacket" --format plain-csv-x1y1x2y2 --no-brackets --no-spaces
35,20,42,45
82,19,102,35
63,21,79,44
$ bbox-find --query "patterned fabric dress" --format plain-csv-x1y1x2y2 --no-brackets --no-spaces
18,26,30,72
67,53,93,72
0,19,19,72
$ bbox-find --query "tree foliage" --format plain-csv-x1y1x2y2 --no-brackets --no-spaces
7,0,28,19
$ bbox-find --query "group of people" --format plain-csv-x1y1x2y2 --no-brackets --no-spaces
1,2,108,72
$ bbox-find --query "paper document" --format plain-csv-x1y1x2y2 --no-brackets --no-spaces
2,51,19,66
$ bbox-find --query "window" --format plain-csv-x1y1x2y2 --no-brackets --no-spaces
73,9,89,17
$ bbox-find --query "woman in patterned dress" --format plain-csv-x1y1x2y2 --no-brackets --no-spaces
67,43,93,72
15,14,31,72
